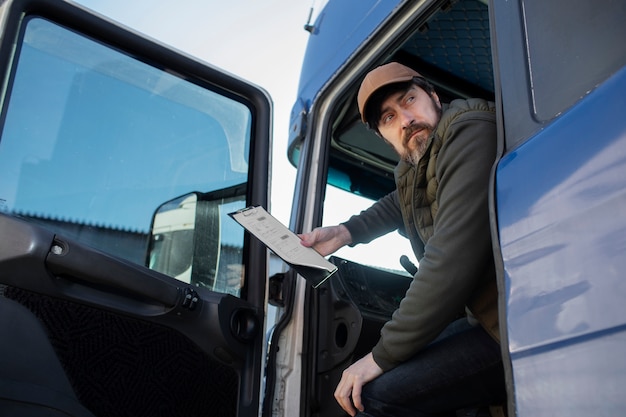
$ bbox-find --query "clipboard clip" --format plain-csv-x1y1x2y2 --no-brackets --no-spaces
236,206,259,217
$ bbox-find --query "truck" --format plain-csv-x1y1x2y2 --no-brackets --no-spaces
0,0,624,416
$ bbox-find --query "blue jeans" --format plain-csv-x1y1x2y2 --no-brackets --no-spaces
356,318,505,417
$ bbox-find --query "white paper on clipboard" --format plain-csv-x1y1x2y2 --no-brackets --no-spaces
229,206,337,288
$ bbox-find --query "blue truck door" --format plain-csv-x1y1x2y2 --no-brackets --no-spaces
492,0,626,415
0,1,271,416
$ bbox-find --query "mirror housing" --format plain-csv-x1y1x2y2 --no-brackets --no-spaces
146,183,247,291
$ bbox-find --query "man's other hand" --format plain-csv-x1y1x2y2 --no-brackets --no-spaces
334,352,383,416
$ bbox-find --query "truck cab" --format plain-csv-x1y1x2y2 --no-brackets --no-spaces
0,0,625,416
280,0,626,416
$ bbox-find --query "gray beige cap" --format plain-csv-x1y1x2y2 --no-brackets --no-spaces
357,62,422,123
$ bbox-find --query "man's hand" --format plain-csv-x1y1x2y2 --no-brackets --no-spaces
334,352,383,416
298,224,352,256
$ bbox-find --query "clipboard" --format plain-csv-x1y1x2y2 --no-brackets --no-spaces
229,206,337,288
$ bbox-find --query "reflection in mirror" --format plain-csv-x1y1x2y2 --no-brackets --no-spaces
148,193,198,283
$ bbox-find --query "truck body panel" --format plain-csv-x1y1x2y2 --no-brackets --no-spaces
497,65,626,415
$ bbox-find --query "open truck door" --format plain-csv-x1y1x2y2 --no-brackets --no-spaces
0,1,271,416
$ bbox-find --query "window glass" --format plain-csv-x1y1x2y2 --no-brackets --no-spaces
524,0,626,121
322,186,416,275
0,17,250,296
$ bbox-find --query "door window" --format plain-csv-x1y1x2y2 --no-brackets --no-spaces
0,17,251,295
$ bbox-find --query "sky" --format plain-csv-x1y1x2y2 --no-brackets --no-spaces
72,0,321,225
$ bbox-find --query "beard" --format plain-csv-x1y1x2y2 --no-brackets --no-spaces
401,123,432,166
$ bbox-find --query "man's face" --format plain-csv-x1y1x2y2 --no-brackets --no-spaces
376,85,442,165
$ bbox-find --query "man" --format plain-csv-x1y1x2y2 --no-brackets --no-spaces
299,62,505,416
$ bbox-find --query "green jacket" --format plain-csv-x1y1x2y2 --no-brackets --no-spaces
343,98,499,371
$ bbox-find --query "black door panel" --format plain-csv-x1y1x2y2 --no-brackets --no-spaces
0,296,97,417
0,213,259,366
2,288,240,417
0,213,260,416
5,287,238,416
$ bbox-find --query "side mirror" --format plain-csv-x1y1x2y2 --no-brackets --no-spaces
146,183,247,291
